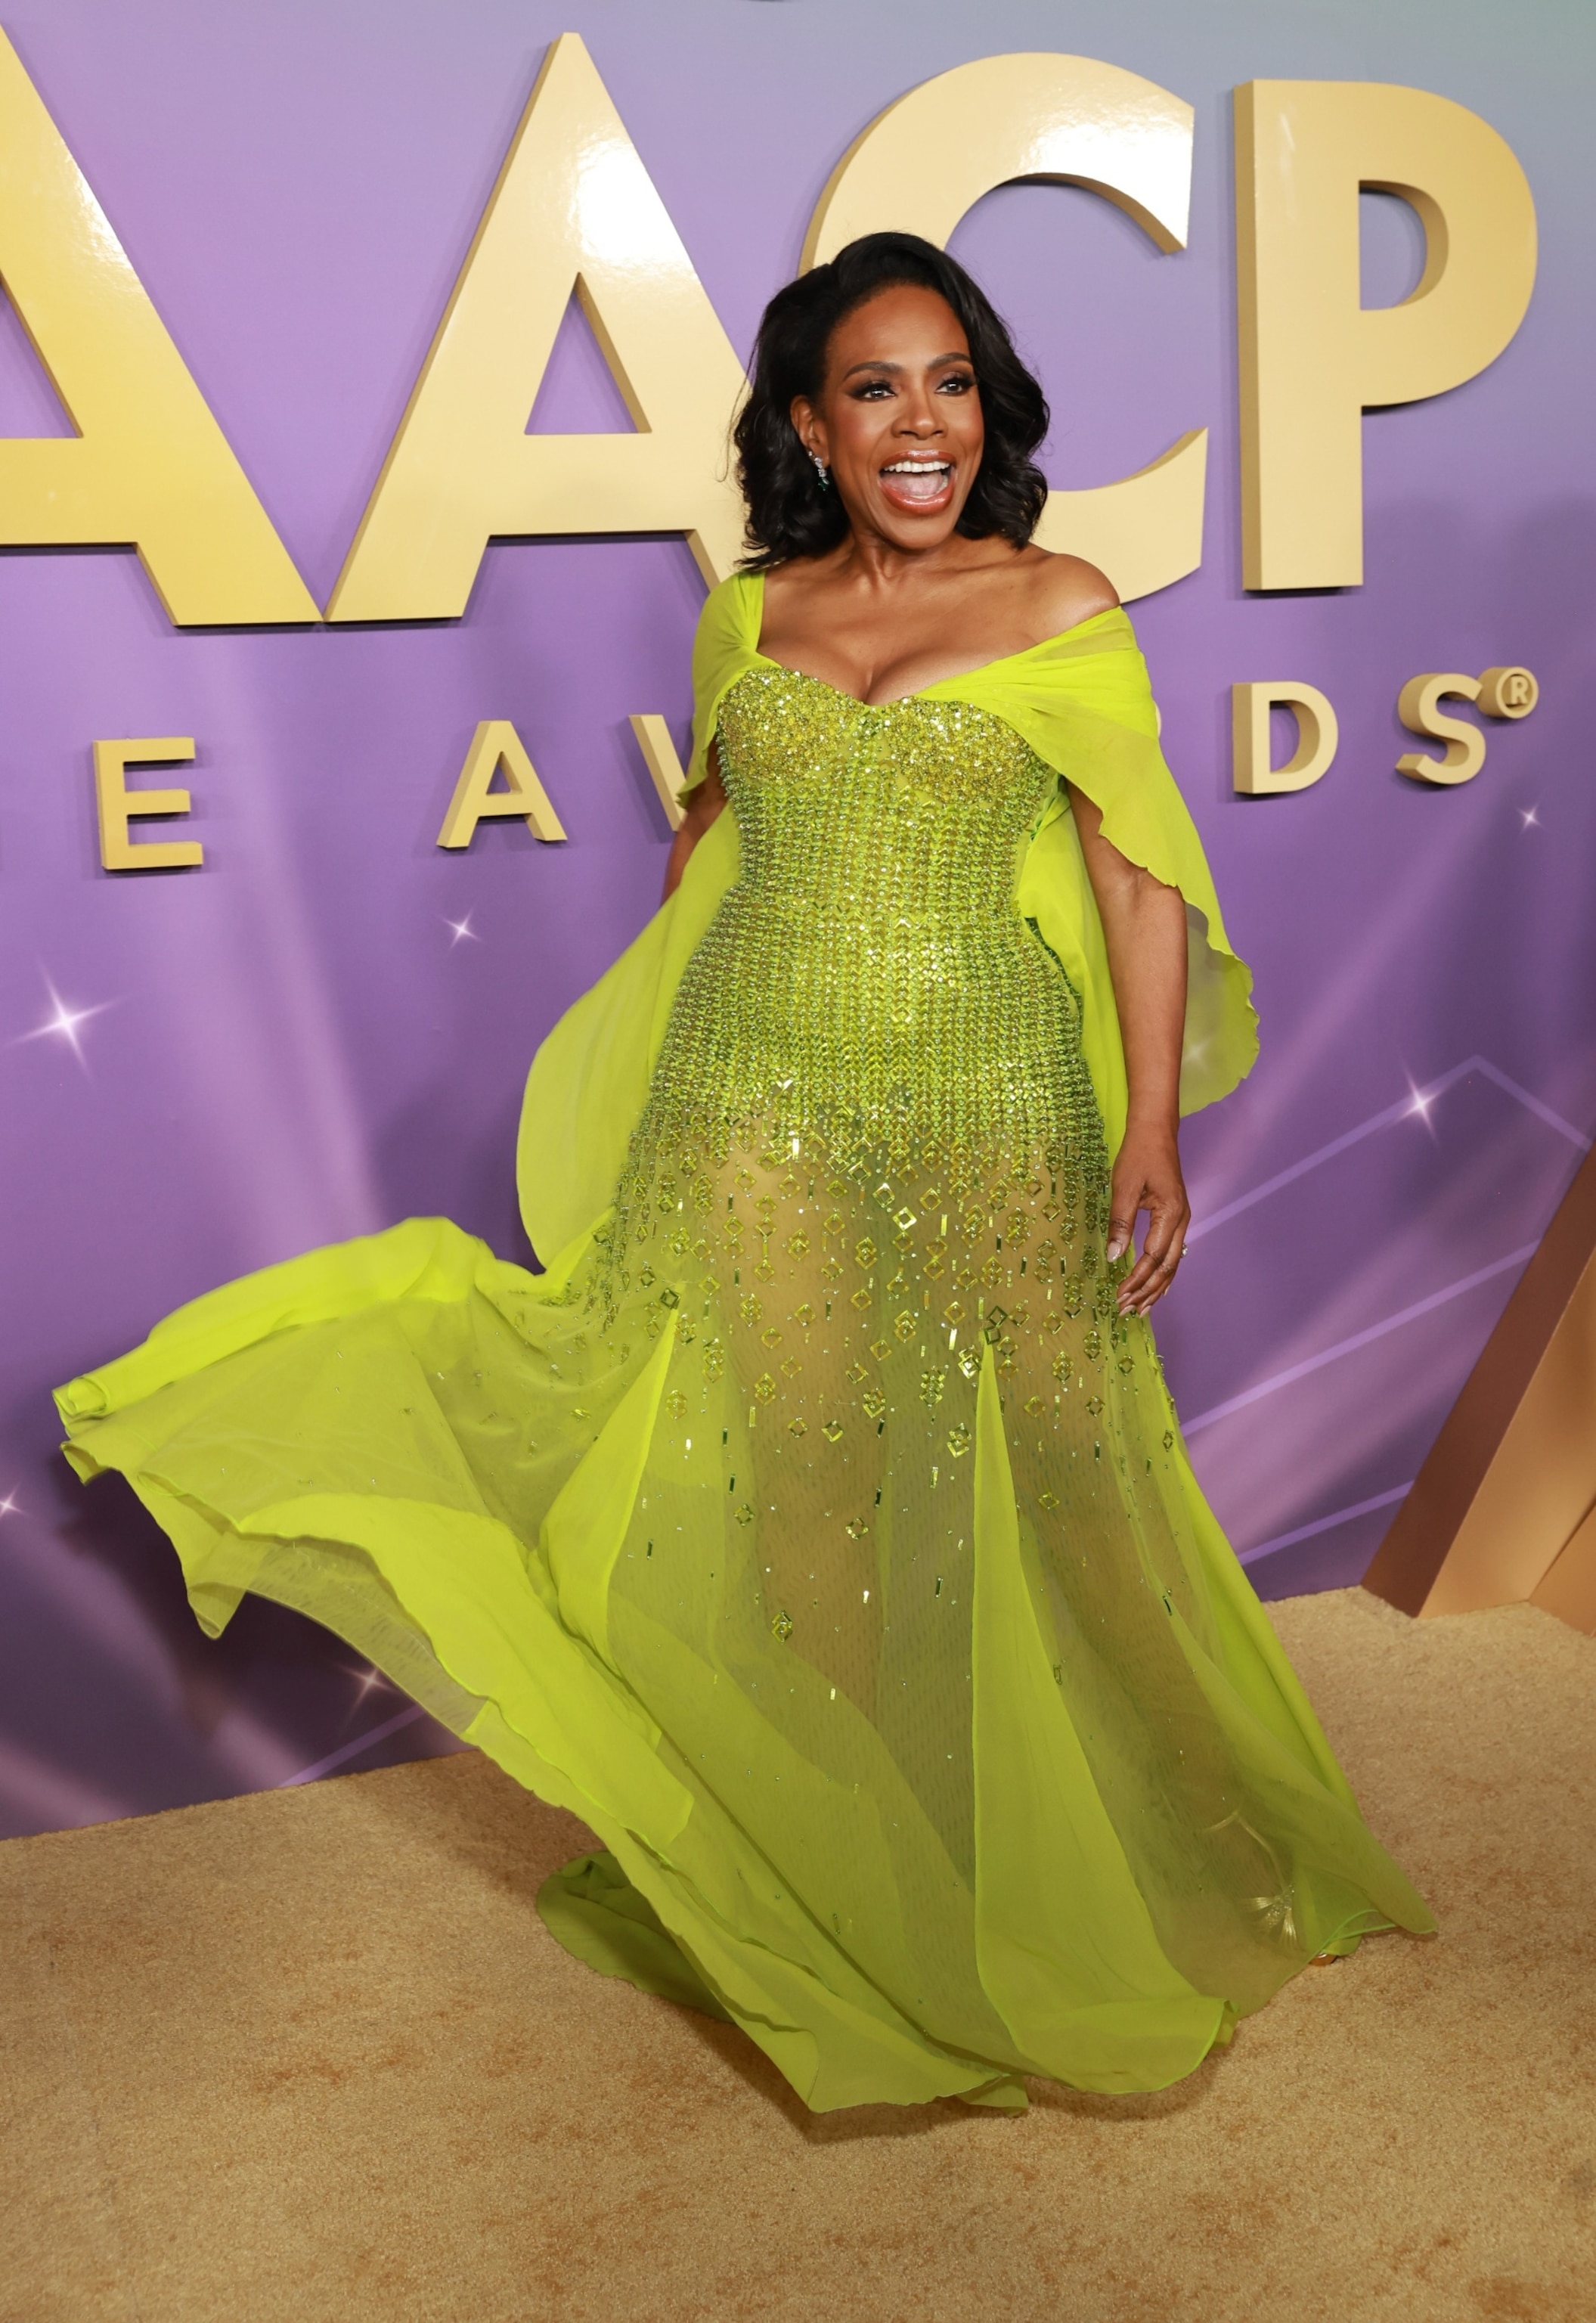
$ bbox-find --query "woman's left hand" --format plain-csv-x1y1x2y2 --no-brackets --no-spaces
1105,1121,1191,1317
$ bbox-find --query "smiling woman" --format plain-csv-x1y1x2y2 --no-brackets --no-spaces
734,233,1051,574
57,231,1433,2115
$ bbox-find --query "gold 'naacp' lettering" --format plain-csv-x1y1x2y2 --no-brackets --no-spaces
804,52,1208,605
0,32,317,624
1236,80,1536,589
328,33,748,621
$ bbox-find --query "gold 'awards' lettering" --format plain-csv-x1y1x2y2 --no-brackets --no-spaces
1396,674,1486,786
628,716,686,832
438,723,566,847
1235,80,1537,591
1396,665,1538,784
0,33,317,625
804,53,1207,605
1231,684,1338,795
327,34,748,621
93,740,202,869
1477,665,1539,720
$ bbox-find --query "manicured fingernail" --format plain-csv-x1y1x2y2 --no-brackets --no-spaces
1105,1239,1124,1261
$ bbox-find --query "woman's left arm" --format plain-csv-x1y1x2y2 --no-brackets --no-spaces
1066,786,1190,1316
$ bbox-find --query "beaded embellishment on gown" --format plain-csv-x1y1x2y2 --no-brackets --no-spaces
598,670,1123,1729
57,624,1433,2114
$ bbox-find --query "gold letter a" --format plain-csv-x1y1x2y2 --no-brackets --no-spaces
328,34,748,622
0,31,318,625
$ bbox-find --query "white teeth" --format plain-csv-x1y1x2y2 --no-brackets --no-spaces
883,460,950,473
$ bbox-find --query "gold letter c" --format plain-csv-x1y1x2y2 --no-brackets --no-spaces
803,53,1206,605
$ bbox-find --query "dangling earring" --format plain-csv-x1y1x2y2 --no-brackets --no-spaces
810,450,831,490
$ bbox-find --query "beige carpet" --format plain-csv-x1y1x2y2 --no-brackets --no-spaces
3,1588,1594,2323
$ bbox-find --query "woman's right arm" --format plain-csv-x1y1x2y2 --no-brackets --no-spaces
662,745,727,900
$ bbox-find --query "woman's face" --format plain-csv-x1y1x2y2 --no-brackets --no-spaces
792,284,985,553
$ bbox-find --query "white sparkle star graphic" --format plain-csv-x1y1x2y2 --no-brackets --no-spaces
444,910,480,947
1519,805,1540,829
0,1492,19,1519
1405,1081,1440,1137
342,1661,390,1704
17,975,114,1068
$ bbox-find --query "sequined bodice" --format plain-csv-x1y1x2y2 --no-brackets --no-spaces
598,665,1108,1319
715,664,1055,924
676,667,1080,1134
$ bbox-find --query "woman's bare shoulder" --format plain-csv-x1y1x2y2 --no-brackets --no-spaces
1020,547,1120,638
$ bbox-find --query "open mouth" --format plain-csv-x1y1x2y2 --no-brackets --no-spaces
879,457,954,510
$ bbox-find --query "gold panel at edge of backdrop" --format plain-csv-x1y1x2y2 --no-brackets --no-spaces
1365,1141,1596,1633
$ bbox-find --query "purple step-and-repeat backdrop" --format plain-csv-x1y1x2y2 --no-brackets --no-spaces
2,0,1591,1840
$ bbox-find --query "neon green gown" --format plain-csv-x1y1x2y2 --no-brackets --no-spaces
57,578,1432,2112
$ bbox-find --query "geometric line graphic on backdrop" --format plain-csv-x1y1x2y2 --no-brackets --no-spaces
1188,1053,1591,1249
1239,1481,1414,1570
1182,1243,1539,1438
279,1701,432,1789
1180,1053,1591,1565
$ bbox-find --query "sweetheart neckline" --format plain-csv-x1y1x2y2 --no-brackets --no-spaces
742,656,1016,713
746,572,1126,709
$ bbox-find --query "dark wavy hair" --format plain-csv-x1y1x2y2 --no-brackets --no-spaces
733,233,1049,569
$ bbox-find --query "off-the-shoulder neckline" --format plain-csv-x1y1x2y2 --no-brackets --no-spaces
740,569,1127,709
